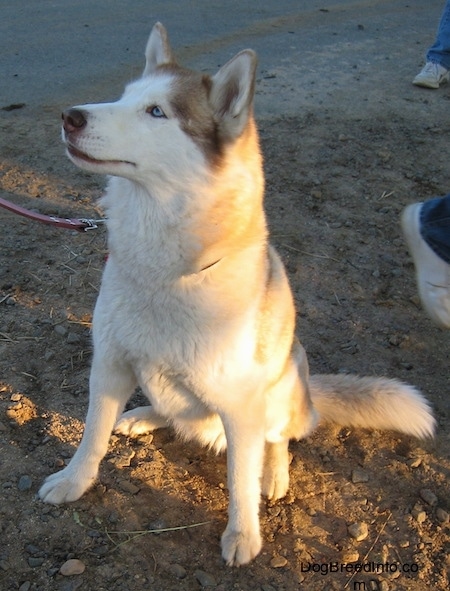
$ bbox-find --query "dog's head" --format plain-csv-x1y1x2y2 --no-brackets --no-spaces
62,23,258,189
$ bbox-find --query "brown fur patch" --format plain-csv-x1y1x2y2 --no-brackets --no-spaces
155,64,223,163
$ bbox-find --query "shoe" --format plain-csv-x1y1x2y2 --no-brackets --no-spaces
413,62,449,89
401,203,450,328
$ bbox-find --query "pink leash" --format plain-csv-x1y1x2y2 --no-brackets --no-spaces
0,196,104,232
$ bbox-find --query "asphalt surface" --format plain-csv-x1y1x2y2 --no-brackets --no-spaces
0,0,444,119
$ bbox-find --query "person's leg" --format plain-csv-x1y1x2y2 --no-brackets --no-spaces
401,196,450,328
427,0,450,69
420,195,450,263
413,1,450,87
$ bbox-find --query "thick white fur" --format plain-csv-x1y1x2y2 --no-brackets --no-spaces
39,23,435,566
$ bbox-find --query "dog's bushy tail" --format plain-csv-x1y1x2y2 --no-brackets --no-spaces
309,374,436,439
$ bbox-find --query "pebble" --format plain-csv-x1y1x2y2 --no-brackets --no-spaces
270,554,288,568
54,324,67,336
436,508,449,523
67,332,80,344
60,558,86,576
28,557,44,567
109,449,135,468
18,582,31,591
18,475,32,491
407,457,422,469
194,570,217,587
411,505,427,524
341,551,359,563
168,563,187,579
420,488,438,506
58,579,84,591
351,468,369,484
44,349,55,361
118,480,140,495
348,522,368,541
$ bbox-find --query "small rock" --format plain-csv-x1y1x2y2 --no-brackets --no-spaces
67,332,80,344
407,457,422,469
420,488,438,506
18,475,32,491
59,579,84,591
44,349,55,361
60,559,86,576
10,393,22,402
28,557,44,567
411,505,427,524
348,522,368,541
168,563,187,579
341,551,359,563
25,544,42,555
270,554,288,568
109,449,135,468
351,468,369,484
436,507,449,523
118,480,140,495
54,324,67,336
0,560,10,571
18,582,31,591
194,570,217,587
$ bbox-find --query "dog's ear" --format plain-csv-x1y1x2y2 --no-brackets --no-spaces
210,49,257,141
143,22,174,75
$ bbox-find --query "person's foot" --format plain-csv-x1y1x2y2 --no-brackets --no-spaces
401,203,450,328
413,62,449,88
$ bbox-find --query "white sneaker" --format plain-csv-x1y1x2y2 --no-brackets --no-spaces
401,203,450,328
413,62,449,88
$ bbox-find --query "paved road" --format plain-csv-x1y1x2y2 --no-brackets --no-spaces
0,0,444,118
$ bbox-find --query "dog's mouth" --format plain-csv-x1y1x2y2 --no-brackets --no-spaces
67,144,135,167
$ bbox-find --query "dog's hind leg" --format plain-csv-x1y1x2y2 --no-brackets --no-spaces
39,357,136,504
114,406,168,436
261,439,290,501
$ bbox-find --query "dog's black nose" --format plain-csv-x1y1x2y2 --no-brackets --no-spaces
62,108,87,133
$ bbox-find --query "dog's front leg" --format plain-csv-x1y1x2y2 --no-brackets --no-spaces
220,407,266,566
39,357,136,504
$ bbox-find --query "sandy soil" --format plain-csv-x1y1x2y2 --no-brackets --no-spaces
1,65,449,591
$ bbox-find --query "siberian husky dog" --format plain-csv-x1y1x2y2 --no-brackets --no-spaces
39,23,435,565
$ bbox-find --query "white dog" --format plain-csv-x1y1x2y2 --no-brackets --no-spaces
39,23,435,565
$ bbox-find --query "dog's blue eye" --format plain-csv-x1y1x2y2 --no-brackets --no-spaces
147,105,166,118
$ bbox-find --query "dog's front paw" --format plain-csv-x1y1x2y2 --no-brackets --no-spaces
221,525,262,566
39,466,95,504
114,406,168,437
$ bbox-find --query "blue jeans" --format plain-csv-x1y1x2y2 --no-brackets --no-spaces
427,0,450,69
420,195,450,264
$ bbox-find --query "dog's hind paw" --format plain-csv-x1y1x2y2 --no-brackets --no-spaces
261,462,289,501
261,440,290,500
221,526,262,566
114,406,168,437
39,466,95,504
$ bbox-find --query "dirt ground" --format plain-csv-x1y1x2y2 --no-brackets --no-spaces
1,69,450,591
